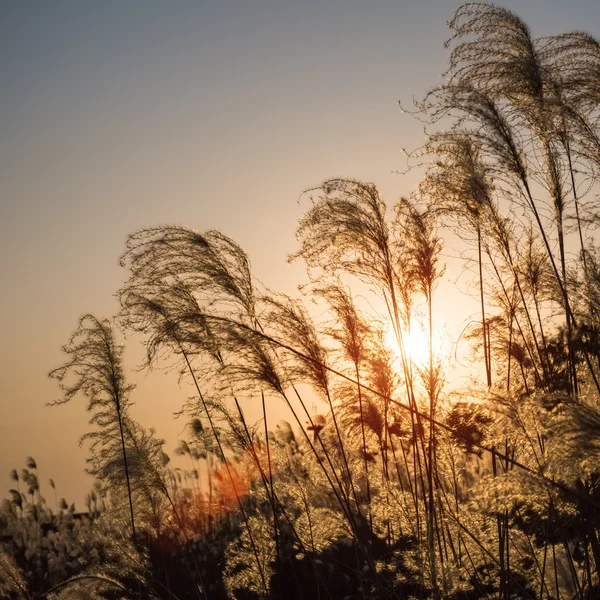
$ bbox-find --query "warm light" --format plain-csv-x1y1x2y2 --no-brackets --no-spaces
406,325,431,365
384,320,440,367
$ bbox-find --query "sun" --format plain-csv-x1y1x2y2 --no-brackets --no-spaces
405,326,431,365
384,320,437,367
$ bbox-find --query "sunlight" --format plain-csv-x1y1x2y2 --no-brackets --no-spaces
384,320,441,367
406,325,431,365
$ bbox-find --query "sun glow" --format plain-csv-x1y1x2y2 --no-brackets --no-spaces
384,320,443,367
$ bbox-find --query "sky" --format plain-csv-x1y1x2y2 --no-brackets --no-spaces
2,0,600,508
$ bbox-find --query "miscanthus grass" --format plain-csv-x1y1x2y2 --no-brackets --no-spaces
5,3,600,599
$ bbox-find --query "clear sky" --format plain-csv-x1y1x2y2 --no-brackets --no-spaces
2,0,600,508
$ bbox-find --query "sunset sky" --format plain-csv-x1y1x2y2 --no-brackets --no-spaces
2,0,599,508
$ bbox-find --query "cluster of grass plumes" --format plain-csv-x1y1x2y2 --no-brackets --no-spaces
0,459,150,599
6,3,600,598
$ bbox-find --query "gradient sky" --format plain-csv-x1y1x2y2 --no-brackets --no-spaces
2,0,600,508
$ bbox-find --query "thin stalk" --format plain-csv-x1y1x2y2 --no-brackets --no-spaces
323,385,363,516
234,398,280,569
487,248,545,385
289,385,379,581
179,347,269,596
426,284,439,597
261,392,279,562
507,309,514,390
478,227,492,387
354,364,373,532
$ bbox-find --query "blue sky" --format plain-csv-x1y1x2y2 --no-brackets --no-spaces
2,0,599,506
